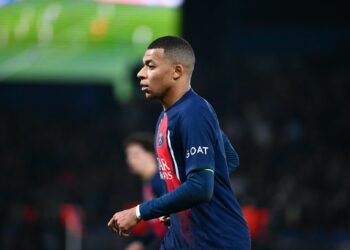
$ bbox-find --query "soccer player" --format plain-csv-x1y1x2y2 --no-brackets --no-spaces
108,36,251,249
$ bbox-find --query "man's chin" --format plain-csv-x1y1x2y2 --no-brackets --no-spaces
145,93,156,99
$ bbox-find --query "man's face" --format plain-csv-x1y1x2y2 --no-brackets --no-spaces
137,48,174,100
125,143,152,175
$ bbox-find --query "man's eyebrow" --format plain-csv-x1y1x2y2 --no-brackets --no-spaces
144,59,154,65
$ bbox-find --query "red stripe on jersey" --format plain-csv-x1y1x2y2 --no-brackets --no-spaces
156,113,193,245
156,113,181,191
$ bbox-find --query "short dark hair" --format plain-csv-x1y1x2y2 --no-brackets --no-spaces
123,132,154,153
148,36,195,73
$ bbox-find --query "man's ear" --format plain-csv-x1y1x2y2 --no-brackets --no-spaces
173,64,183,80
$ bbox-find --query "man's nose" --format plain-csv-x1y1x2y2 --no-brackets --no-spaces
137,67,146,80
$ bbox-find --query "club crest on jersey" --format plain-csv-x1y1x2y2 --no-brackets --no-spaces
157,132,164,147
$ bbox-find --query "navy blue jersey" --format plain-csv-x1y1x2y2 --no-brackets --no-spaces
154,89,250,249
150,171,165,198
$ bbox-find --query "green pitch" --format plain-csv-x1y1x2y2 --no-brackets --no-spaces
0,1,181,101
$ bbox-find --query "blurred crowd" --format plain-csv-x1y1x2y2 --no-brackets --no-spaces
0,53,349,249
220,53,350,249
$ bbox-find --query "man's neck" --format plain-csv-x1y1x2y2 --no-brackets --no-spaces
161,84,191,110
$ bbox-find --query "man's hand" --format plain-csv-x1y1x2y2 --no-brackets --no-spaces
107,207,140,237
159,215,170,226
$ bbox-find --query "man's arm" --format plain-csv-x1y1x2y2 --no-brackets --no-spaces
107,170,214,235
139,169,214,220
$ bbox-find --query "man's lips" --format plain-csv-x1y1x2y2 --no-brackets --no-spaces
140,84,149,92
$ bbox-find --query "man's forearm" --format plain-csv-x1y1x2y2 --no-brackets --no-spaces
139,170,214,220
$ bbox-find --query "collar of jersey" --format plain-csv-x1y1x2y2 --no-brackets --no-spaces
164,88,195,113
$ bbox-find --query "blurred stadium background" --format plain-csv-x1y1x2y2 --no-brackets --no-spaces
0,0,349,249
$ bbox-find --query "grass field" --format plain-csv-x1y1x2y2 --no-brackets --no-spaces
0,1,181,101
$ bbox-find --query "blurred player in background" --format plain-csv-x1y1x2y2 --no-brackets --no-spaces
109,36,251,249
123,132,167,250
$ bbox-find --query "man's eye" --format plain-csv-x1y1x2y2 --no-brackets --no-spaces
148,65,155,69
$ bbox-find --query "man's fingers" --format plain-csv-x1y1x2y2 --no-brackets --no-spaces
108,208,139,237
107,215,129,237
107,217,114,227
160,216,170,222
112,226,118,234
122,231,130,237
108,214,118,228
159,215,171,226
108,222,119,234
118,228,130,237
118,228,129,237
107,215,120,234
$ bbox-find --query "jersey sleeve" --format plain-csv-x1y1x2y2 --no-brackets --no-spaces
221,131,240,173
140,170,214,220
178,105,217,175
